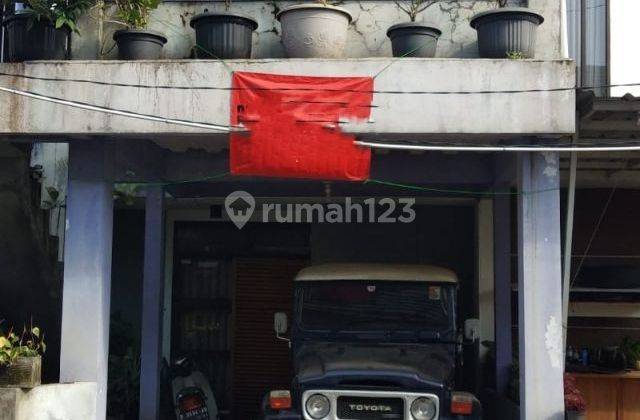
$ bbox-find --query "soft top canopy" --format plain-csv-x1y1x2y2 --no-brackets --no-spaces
295,263,458,284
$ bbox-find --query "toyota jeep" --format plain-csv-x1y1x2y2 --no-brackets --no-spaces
260,263,482,420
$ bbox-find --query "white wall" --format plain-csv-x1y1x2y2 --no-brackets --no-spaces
610,0,640,96
0,59,576,141
0,383,98,420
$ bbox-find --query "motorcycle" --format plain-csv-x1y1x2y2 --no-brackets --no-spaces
163,357,219,420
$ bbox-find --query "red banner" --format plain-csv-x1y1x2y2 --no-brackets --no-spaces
230,72,373,181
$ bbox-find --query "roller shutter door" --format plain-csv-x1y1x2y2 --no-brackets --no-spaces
231,258,308,420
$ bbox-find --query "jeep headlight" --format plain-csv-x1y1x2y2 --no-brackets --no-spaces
305,394,331,419
410,397,437,420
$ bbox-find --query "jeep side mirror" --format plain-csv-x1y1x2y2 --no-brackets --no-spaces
274,312,291,347
274,312,288,335
464,318,480,342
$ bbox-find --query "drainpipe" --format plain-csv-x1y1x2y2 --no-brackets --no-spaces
560,0,575,367
0,5,4,62
561,144,578,358
561,0,569,58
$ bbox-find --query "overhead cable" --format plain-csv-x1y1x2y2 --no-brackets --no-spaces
355,141,640,153
2,70,640,95
0,84,241,132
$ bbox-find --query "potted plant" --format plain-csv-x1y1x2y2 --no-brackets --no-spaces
107,313,140,419
386,0,441,58
1,0,93,62
621,337,640,370
0,324,46,388
470,0,544,58
564,373,587,420
190,0,258,59
277,0,352,58
112,0,167,60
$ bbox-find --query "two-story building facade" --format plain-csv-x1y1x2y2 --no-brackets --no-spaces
4,1,637,419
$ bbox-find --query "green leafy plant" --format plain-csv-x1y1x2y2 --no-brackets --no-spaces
21,0,95,34
506,51,526,59
0,324,46,368
315,0,342,6
113,0,161,29
113,183,139,206
621,337,640,365
395,0,437,22
107,313,140,418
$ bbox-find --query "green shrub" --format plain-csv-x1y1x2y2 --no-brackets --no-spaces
114,0,161,29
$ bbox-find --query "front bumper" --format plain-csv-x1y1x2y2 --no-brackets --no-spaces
260,390,482,420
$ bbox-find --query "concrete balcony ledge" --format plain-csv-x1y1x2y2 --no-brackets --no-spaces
0,382,97,420
0,58,575,143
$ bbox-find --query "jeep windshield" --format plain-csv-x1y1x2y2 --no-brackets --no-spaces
295,280,456,339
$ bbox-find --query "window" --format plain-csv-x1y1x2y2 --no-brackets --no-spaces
298,281,455,334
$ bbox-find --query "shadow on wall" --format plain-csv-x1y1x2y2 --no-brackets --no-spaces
0,143,62,384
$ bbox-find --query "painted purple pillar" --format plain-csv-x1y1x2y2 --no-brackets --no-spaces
139,186,165,420
517,152,565,419
60,141,114,420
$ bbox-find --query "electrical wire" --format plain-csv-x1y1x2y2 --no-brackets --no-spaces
367,138,640,147
3,80,640,151
355,140,640,153
364,179,550,196
117,170,558,197
0,84,243,132
2,70,640,95
3,62,640,148
372,37,436,79
569,159,625,288
117,171,231,187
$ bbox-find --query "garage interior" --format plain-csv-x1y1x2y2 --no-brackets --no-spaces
109,183,481,419
104,148,640,420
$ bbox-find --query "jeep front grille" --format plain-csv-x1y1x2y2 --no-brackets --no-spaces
337,396,403,419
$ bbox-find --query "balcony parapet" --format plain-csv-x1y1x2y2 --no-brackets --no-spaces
0,58,575,145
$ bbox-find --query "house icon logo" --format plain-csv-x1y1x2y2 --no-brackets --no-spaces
225,191,255,229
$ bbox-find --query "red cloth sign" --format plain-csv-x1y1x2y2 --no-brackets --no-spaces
230,72,373,181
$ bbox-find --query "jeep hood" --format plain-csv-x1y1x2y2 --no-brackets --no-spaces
293,342,455,390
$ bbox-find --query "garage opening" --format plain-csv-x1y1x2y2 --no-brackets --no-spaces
166,203,477,419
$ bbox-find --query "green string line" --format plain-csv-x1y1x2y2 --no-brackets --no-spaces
364,179,558,196
107,23,556,198
116,171,231,187
373,37,438,79
151,17,234,73
117,172,558,197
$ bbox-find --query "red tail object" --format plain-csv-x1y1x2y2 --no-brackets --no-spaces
230,72,373,181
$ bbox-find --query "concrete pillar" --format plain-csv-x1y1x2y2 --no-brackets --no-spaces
517,152,565,420
477,199,495,387
139,186,165,420
60,141,113,420
493,191,512,396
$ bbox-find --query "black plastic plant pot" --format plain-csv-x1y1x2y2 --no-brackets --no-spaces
386,23,441,58
1,14,70,62
189,12,258,59
113,30,168,60
470,7,544,58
